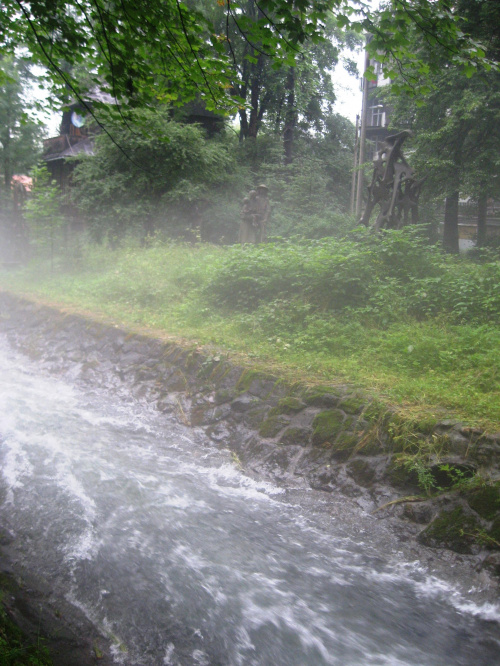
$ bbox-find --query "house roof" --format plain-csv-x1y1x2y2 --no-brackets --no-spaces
43,135,95,162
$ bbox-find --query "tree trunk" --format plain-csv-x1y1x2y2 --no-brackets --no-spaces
476,191,487,247
2,127,12,189
283,66,296,165
238,109,249,142
247,55,264,139
443,190,459,253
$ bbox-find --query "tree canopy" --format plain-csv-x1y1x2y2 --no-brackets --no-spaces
0,56,42,190
1,0,496,124
386,0,500,250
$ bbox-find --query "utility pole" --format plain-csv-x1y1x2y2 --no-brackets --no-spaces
355,49,370,218
350,114,360,215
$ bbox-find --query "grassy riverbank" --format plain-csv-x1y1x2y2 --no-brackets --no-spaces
1,228,499,430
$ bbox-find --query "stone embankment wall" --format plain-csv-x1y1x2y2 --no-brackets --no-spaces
0,292,499,575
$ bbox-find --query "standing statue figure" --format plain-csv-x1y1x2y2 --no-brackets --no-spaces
359,130,424,230
239,184,270,244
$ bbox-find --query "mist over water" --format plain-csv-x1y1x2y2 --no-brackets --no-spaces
0,336,499,665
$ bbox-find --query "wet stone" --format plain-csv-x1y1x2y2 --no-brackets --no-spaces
446,430,471,457
243,437,276,463
481,552,500,577
259,415,289,439
418,506,481,555
311,409,346,447
272,397,307,415
191,403,232,427
339,478,364,498
261,447,301,482
402,501,435,525
241,407,269,429
338,394,366,415
247,377,277,398
214,388,237,405
279,427,310,447
309,464,340,492
205,422,235,443
346,458,376,487
230,394,261,413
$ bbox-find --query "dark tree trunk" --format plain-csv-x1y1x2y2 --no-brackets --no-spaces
247,55,264,139
476,191,487,247
283,66,296,165
274,95,284,134
238,109,249,142
443,190,459,253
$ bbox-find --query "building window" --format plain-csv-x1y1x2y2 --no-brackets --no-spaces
369,104,385,127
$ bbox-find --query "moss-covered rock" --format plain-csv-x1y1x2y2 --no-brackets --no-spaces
466,483,500,520
353,425,384,456
236,369,268,393
259,415,289,438
338,393,366,415
242,407,270,429
279,427,310,447
346,459,376,487
488,517,500,548
165,370,188,392
311,409,345,447
418,506,480,554
330,432,359,462
302,386,342,408
268,396,306,417
247,377,279,399
214,388,237,405
309,464,339,492
384,457,420,489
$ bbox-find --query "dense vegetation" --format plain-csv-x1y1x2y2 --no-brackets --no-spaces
3,226,499,429
62,111,356,245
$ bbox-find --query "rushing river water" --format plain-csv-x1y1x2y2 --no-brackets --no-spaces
0,336,499,666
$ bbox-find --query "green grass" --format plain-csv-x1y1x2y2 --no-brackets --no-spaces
1,232,499,430
0,587,52,666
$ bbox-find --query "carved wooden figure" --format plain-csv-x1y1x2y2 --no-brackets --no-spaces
360,130,423,230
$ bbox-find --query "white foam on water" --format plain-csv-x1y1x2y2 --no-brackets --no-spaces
155,487,208,511
239,586,347,665
414,574,500,622
163,643,177,665
170,542,214,577
1,438,33,501
188,461,286,502
453,600,500,622
65,525,99,561
367,558,500,627
191,649,210,665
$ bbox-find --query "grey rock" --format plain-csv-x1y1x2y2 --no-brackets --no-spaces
230,394,260,413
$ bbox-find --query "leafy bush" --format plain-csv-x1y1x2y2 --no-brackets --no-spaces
205,227,500,326
72,109,236,244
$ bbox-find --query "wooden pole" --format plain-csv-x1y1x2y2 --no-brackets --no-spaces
355,50,370,218
350,114,360,215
